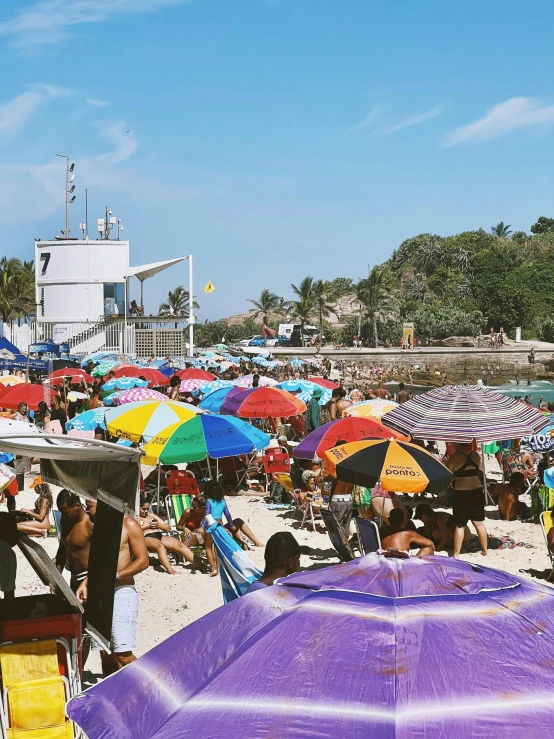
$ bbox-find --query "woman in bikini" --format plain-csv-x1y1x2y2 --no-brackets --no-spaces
14,481,53,537
446,442,488,557
177,495,207,548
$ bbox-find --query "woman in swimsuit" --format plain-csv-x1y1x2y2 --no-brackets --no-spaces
15,481,53,537
446,442,488,557
177,495,207,548
203,480,263,576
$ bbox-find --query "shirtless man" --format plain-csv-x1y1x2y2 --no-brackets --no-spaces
380,509,435,557
374,380,392,400
55,490,94,592
76,504,149,676
493,472,525,521
395,382,410,404
138,496,206,574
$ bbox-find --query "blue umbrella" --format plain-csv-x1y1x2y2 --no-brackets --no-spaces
66,408,108,432
198,379,235,396
198,386,237,412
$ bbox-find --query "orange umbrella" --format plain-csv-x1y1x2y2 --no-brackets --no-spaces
234,388,306,419
47,368,93,385
112,366,169,386
176,368,216,381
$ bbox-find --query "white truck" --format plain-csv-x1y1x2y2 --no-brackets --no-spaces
278,323,320,347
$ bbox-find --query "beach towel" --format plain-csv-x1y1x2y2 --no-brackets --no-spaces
207,523,262,603
463,535,535,553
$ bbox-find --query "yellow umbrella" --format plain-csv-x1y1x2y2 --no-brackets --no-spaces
104,399,199,443
344,398,397,420
0,376,25,387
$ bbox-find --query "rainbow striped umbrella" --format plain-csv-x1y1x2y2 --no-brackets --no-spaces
382,385,552,443
105,400,200,442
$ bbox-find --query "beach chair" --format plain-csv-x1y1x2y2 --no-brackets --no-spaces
540,511,554,581
300,497,323,531
320,509,354,563
289,415,307,440
164,493,193,533
0,639,75,738
166,470,200,498
355,517,381,555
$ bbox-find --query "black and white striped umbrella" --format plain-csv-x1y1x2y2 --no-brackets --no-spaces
381,385,551,443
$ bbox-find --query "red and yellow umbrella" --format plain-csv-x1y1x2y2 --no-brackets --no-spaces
324,438,452,495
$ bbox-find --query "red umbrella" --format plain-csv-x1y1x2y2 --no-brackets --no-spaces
294,415,408,460
1,384,59,411
176,368,216,381
112,366,169,386
47,368,93,385
234,388,307,419
308,376,338,389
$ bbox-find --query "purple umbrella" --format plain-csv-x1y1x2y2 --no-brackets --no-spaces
219,385,254,415
68,554,554,738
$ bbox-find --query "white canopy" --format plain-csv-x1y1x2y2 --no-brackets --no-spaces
127,257,185,283
0,433,141,462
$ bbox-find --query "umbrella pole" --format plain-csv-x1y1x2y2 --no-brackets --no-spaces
207,456,212,479
480,445,494,506
156,460,161,515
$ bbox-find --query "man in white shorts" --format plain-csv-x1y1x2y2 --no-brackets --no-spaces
76,506,148,676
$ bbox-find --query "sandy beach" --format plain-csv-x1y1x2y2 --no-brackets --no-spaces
8,462,552,686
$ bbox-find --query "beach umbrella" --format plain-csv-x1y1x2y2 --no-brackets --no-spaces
179,378,211,393
66,407,108,432
307,376,338,389
324,438,452,495
278,380,331,405
214,343,229,350
112,366,169,386
1,384,59,411
91,360,119,378
176,368,216,381
197,379,235,396
382,384,552,443
141,414,271,464
234,374,278,388
47,368,92,385
105,400,200,442
520,421,554,453
67,554,554,739
294,417,407,460
198,386,241,413
102,377,149,393
0,376,25,387
232,388,307,419
289,358,306,367
113,388,167,405
344,398,398,419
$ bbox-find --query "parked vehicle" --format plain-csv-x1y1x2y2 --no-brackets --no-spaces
278,323,320,347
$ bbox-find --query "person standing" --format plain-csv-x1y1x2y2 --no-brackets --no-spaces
396,382,410,404
446,442,488,558
50,396,67,434
306,388,323,433
76,506,149,676
55,490,94,591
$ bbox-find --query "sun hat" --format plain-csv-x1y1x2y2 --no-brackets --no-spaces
312,387,323,398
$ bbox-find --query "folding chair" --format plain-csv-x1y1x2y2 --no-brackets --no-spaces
320,508,354,562
540,511,554,581
164,493,193,534
289,415,307,440
355,517,381,555
0,639,75,738
300,497,323,531
166,470,200,498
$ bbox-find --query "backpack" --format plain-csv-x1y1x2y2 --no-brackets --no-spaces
320,402,332,426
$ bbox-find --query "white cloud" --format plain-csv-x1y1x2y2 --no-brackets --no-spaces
0,84,70,136
0,0,186,51
95,121,138,163
384,106,442,134
445,97,554,146
348,108,380,132
85,98,110,108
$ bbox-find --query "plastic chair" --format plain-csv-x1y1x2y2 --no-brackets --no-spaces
0,639,74,738
45,420,63,435
355,517,381,555
166,470,200,497
540,511,554,581
320,509,354,562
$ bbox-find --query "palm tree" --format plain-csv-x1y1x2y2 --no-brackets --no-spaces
312,280,337,337
404,274,434,303
414,235,445,276
0,257,35,325
247,289,282,325
159,286,199,328
356,266,398,347
289,277,316,346
450,247,471,274
490,222,512,238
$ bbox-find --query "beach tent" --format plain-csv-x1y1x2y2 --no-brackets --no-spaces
67,553,554,738
0,430,140,647
0,336,49,372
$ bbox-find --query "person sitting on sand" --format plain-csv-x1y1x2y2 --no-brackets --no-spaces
492,472,527,521
245,532,301,594
203,480,263,576
138,496,206,574
414,503,470,551
380,509,435,557
176,495,207,548
13,479,53,537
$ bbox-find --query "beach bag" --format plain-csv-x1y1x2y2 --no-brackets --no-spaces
0,463,16,494
320,402,332,425
352,485,372,507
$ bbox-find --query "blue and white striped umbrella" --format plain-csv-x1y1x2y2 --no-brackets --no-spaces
66,407,108,432
198,379,235,395
103,377,149,393
278,380,331,406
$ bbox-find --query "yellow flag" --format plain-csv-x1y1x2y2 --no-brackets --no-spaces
204,281,215,294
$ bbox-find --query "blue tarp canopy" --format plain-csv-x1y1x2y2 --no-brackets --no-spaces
0,337,49,371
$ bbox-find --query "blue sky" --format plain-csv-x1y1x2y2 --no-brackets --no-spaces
2,0,554,320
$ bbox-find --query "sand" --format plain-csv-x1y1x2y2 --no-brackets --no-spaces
7,466,552,686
